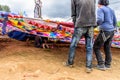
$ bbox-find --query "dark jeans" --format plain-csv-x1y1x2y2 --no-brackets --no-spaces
67,27,94,68
93,30,114,66
34,36,43,48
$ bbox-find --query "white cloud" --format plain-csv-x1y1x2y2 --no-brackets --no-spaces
115,10,120,21
0,0,71,18
43,15,71,22
41,0,71,18
0,0,120,21
0,0,34,17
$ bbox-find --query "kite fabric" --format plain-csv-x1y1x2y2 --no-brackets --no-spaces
0,11,120,48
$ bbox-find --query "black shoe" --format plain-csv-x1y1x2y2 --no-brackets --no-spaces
63,62,73,68
86,68,92,73
96,64,106,71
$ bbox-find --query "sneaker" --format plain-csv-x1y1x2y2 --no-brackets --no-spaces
63,62,73,68
105,65,111,69
96,64,106,71
86,68,92,73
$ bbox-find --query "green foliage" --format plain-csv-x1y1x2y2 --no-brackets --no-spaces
0,4,11,12
0,5,2,10
117,21,120,27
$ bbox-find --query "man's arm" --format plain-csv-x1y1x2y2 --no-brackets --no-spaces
113,11,117,27
97,8,104,25
71,0,76,24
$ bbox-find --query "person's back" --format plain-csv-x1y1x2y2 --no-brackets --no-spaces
97,6,116,31
65,0,96,73
94,0,117,71
71,0,96,27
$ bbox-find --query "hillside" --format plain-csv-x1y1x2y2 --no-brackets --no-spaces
0,40,120,80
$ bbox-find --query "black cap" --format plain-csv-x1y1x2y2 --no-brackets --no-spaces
98,0,109,6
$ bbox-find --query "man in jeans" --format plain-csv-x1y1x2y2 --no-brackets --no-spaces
93,0,117,71
2,14,8,35
65,0,96,73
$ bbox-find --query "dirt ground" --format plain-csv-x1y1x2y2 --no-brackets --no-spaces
0,39,120,80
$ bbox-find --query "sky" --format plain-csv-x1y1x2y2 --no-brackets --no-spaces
0,0,120,21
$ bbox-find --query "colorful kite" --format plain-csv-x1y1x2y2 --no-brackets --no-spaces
0,11,120,48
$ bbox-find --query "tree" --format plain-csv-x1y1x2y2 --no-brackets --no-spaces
117,21,120,27
0,5,2,10
0,4,11,12
3,5,10,12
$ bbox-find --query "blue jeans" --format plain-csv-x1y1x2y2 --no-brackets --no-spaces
67,27,94,68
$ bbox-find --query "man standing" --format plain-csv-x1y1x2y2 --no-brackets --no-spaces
34,0,42,18
2,13,8,35
65,0,96,73
93,0,117,71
